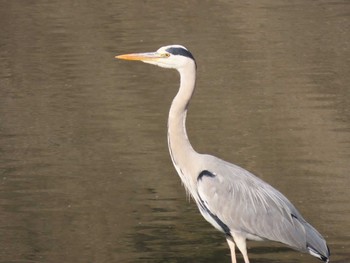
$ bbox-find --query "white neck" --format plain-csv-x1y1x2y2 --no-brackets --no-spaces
167,63,199,192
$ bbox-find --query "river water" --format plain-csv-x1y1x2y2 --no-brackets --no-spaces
0,1,349,262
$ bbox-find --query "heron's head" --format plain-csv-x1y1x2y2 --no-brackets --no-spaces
116,45,196,70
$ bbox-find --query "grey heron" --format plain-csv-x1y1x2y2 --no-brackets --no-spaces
116,45,330,263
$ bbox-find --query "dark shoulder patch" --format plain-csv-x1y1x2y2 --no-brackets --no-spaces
198,170,215,181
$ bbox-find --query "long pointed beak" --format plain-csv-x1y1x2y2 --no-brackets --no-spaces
115,52,160,61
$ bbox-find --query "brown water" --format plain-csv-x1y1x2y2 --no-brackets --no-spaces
0,1,349,263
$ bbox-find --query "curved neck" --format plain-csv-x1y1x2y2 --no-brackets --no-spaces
167,64,198,188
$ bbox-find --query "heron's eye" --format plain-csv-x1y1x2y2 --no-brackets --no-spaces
161,53,170,58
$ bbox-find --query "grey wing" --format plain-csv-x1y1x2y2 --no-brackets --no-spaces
197,158,326,253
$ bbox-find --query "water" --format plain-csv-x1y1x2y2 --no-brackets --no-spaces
0,1,349,262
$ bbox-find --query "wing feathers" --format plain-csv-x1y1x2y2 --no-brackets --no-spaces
196,157,327,256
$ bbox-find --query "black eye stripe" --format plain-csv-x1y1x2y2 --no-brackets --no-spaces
165,47,197,68
165,47,195,61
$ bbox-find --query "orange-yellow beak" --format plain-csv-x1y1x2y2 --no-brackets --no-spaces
115,52,161,61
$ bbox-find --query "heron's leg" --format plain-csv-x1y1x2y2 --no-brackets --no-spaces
226,238,237,263
234,236,250,263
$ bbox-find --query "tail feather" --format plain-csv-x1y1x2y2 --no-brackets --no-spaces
307,244,330,262
305,222,330,262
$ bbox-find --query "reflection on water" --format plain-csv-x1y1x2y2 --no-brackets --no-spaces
0,1,349,263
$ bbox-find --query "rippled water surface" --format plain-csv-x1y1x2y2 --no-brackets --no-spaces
0,1,349,262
